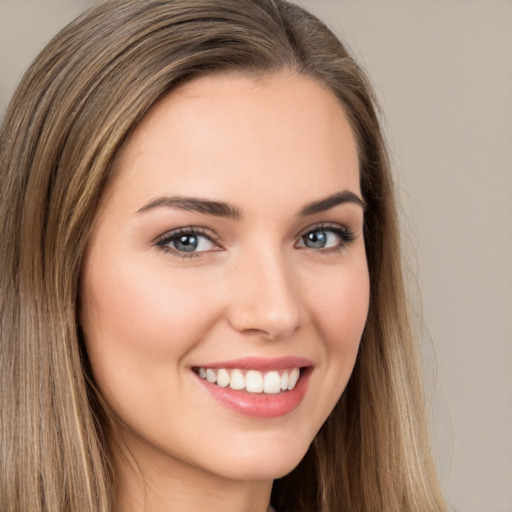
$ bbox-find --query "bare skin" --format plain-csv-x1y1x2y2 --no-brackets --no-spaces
81,72,369,512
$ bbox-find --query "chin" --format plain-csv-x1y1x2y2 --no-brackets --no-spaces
203,431,314,481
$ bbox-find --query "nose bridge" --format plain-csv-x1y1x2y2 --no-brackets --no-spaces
227,244,303,339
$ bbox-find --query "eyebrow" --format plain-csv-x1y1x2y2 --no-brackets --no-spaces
299,190,366,215
135,190,365,218
136,196,242,219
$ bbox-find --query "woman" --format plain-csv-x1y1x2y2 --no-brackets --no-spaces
0,0,447,511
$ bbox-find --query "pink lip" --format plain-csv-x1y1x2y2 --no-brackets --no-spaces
193,357,313,419
194,356,312,371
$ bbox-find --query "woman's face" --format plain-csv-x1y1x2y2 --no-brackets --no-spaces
81,72,369,483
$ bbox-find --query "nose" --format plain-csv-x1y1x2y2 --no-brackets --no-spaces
226,248,305,340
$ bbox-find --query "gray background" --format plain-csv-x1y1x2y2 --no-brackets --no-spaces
1,1,510,511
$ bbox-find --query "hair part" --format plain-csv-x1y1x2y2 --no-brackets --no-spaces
0,1,446,511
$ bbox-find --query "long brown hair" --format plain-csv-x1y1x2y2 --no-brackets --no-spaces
0,1,446,511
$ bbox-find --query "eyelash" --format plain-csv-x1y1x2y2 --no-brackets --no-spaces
155,223,356,259
156,227,221,259
297,223,356,254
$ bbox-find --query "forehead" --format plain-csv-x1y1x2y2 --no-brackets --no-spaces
107,71,360,213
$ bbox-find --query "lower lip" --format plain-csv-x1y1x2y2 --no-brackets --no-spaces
195,369,311,418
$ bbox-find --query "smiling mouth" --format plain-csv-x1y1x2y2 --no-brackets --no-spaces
194,367,303,394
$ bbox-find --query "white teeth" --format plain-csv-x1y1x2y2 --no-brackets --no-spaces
263,371,281,394
245,370,263,393
287,368,300,390
216,369,230,388
206,368,217,383
280,372,288,391
197,367,302,394
229,369,245,390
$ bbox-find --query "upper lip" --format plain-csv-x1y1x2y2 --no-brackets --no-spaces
193,356,313,371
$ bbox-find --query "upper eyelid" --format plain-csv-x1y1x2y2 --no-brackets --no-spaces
294,221,350,239
155,228,222,258
156,222,347,239
154,222,355,251
155,226,219,244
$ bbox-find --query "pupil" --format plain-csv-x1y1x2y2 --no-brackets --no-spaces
174,235,198,252
306,231,326,248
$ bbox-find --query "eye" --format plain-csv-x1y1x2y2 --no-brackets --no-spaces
156,228,220,256
296,225,354,251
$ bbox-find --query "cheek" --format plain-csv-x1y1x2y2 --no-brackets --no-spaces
310,262,370,348
80,254,225,396
286,259,369,444
305,258,370,409
79,255,232,447
85,258,215,342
